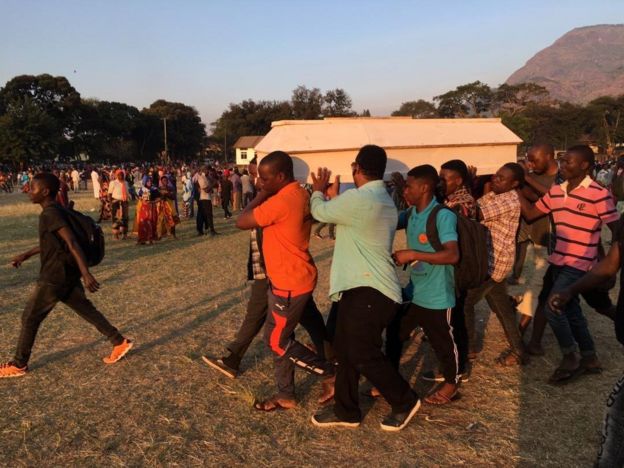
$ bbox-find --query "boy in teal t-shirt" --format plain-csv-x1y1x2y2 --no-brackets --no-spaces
387,165,461,405
398,199,457,309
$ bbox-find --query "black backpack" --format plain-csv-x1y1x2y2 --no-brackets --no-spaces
424,205,489,292
63,207,105,267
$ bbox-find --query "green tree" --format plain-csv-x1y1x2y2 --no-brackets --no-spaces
0,96,59,162
492,83,550,117
211,99,292,161
72,100,150,162
0,74,82,161
143,100,207,160
391,100,437,118
434,81,493,117
322,88,355,117
503,102,594,150
586,95,624,154
291,85,323,119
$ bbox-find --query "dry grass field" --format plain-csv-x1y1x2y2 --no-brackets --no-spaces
0,188,621,466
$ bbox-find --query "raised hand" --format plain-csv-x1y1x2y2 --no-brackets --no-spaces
311,167,331,194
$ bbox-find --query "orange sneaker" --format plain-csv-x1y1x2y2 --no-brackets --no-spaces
0,362,28,378
103,339,133,364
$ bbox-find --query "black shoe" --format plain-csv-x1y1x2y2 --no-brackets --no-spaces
311,407,360,428
202,356,237,379
380,399,421,432
210,231,219,237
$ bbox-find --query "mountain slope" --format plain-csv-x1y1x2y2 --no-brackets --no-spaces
506,24,624,103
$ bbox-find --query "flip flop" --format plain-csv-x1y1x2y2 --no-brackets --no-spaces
253,398,295,412
548,366,584,385
424,389,461,405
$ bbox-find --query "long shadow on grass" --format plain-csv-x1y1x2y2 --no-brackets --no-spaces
127,290,247,356
29,283,248,370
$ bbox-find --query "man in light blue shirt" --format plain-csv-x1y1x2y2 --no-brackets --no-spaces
309,145,420,432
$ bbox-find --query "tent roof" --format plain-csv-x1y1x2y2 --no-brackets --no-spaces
255,117,522,154
233,135,264,149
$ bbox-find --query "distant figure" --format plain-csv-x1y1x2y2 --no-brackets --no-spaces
108,169,130,240
91,169,100,199
241,169,253,208
220,174,233,219
231,168,242,211
70,168,80,192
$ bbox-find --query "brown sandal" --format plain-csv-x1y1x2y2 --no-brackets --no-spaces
253,397,296,412
424,388,460,405
495,349,523,366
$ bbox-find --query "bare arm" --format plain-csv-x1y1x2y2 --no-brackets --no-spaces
56,226,100,292
235,190,270,230
11,246,41,268
519,184,540,202
524,174,550,197
517,191,547,222
393,241,460,266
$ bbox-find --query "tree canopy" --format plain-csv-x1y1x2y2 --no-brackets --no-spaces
211,86,356,159
391,100,437,118
0,75,207,163
1,72,623,164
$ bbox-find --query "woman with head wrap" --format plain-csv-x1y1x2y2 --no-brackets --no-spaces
156,175,179,239
133,176,158,245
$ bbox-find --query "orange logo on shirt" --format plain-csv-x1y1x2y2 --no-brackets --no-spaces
418,233,428,244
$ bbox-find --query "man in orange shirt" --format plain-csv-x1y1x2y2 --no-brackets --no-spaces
236,151,335,411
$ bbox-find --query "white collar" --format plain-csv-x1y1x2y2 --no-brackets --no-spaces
560,175,592,192
560,175,592,198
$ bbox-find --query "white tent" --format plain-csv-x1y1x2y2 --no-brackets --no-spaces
255,117,523,183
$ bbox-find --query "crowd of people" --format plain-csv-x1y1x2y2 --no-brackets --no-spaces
202,144,623,462
0,143,622,464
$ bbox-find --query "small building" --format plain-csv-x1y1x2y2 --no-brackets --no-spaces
255,117,523,183
233,135,264,167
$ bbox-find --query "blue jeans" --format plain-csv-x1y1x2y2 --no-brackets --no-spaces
542,265,596,356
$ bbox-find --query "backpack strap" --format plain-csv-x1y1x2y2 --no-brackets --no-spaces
405,205,415,237
426,204,453,252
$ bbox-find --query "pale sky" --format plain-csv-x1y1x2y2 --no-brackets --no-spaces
1,0,623,131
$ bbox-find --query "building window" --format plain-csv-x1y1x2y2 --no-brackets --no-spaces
240,150,247,160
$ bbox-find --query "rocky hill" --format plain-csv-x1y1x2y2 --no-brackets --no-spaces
506,24,624,103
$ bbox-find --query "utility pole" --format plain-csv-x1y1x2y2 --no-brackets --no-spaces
162,117,168,164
